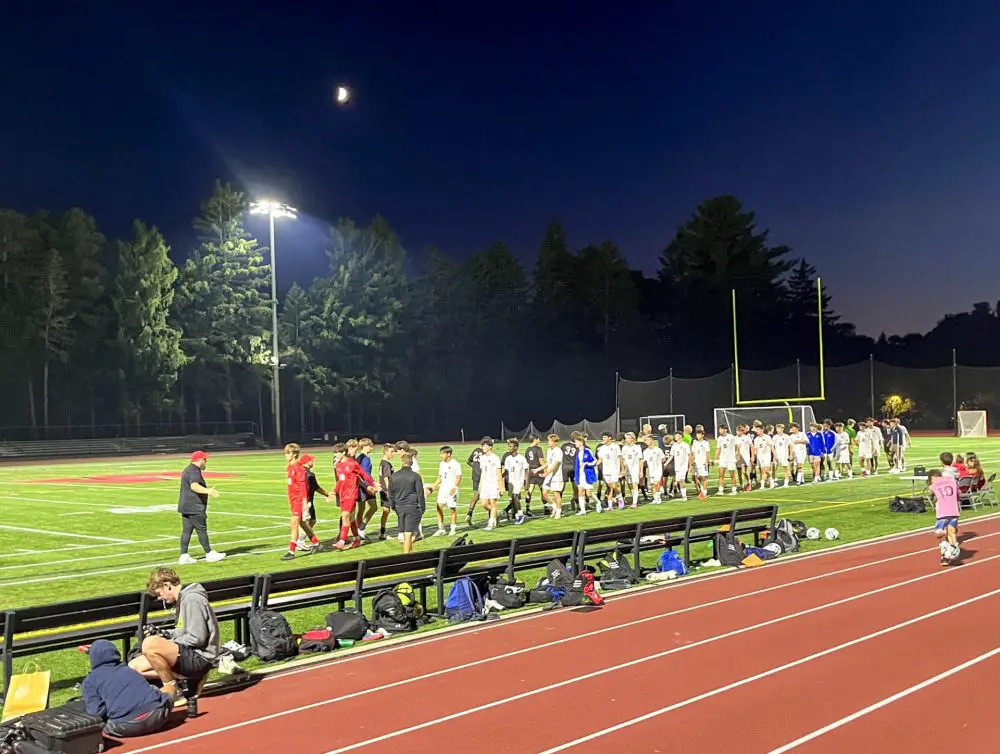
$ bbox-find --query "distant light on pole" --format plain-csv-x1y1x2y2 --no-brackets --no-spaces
335,85,352,105
249,200,297,447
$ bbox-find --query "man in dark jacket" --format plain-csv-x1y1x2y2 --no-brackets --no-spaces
84,640,172,737
388,451,426,554
177,450,226,565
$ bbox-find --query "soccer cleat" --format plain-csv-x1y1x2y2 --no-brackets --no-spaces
434,528,447,536
281,552,295,561
205,550,227,563
333,540,347,551
348,539,361,549
515,513,526,525
178,554,197,565
449,525,458,535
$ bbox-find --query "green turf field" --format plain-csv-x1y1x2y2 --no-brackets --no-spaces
0,436,996,609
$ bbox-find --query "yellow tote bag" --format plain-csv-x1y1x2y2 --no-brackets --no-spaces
1,663,50,722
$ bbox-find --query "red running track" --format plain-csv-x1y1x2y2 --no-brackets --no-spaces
121,515,1000,754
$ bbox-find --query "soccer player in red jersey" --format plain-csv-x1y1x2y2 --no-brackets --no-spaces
283,444,322,561
330,442,378,550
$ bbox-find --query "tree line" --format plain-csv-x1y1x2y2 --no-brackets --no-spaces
2,185,998,440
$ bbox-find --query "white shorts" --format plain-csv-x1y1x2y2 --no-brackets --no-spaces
757,454,772,469
646,473,662,485
793,450,807,465
437,494,458,510
859,450,872,460
694,464,709,478
625,465,642,484
837,449,850,465
543,473,564,492
479,483,499,500
509,481,524,495
719,459,736,472
577,481,593,491
602,470,620,484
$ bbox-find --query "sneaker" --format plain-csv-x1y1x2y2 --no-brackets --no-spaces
281,551,295,561
217,655,244,676
576,509,587,516
205,550,227,563
378,531,387,541
515,513,525,524
729,489,738,496
358,528,369,540
434,528,447,536
178,553,197,565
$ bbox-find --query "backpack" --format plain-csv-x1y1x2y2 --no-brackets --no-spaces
656,549,689,576
544,558,575,589
372,584,421,633
787,520,808,538
715,532,746,567
326,608,368,641
598,550,637,588
528,583,567,603
889,496,927,513
299,628,337,653
445,576,487,622
560,570,605,607
764,519,800,554
248,610,298,662
489,575,527,610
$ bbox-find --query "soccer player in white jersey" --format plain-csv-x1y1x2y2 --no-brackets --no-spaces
714,425,738,495
597,432,623,511
789,423,808,485
427,445,463,536
691,429,711,500
621,432,644,508
477,437,504,531
542,434,564,518
643,435,666,503
735,425,753,491
869,419,884,474
753,427,774,488
503,440,529,525
856,420,874,476
834,422,853,479
669,431,691,500
771,423,792,487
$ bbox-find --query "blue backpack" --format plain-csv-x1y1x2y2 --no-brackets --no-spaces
445,577,486,622
657,549,689,577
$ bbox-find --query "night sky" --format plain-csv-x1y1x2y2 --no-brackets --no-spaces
3,1,1000,338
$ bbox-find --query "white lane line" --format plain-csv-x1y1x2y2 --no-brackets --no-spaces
765,645,1000,752
0,524,132,543
537,587,1000,754
125,540,1000,754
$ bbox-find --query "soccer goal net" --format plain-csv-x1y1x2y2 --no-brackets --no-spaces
714,405,818,437
639,414,686,436
957,410,988,438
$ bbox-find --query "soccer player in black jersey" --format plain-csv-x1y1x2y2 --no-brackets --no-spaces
377,443,395,540
523,435,544,516
466,446,483,527
561,438,578,504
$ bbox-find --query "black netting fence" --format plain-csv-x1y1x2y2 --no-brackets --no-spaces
618,359,1000,431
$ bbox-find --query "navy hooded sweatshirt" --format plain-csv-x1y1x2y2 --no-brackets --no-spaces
82,640,170,723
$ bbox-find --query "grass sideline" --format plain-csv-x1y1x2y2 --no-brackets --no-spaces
1,436,997,705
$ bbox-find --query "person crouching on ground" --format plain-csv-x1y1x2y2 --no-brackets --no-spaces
283,444,322,561
331,442,378,550
129,567,219,701
84,640,173,738
389,451,426,553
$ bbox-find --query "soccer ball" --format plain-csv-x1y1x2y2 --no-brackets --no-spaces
806,527,820,540
824,527,840,541
940,541,961,562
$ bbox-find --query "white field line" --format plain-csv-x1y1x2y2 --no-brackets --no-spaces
0,524,133,543
764,645,1000,752
535,583,1000,754
0,524,290,573
129,544,1000,754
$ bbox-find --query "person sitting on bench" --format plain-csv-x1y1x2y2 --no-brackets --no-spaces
84,640,173,738
129,567,220,700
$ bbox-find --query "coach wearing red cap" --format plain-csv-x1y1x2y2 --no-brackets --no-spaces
177,451,227,565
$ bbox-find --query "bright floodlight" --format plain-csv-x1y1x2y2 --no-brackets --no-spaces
249,200,297,219
335,85,351,104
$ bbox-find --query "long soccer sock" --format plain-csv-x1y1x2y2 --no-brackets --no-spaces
350,521,359,539
289,541,297,553
339,524,350,542
631,489,639,505
310,535,319,545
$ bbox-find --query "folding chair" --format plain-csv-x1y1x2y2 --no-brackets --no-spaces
969,473,997,508
957,476,977,510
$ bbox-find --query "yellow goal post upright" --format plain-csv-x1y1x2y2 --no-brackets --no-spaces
713,278,826,437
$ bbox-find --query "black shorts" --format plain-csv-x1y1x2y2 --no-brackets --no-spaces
174,644,214,680
528,469,543,486
397,507,422,535
471,475,481,492
380,491,391,509
305,501,316,522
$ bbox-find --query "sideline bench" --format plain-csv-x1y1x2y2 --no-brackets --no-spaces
0,503,779,698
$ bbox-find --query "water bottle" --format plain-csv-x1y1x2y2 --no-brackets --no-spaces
186,695,198,718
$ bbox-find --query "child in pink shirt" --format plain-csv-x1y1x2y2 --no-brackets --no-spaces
928,469,960,566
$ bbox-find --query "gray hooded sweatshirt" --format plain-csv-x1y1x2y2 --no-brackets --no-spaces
168,583,220,662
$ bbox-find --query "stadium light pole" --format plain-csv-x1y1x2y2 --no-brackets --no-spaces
249,200,297,447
